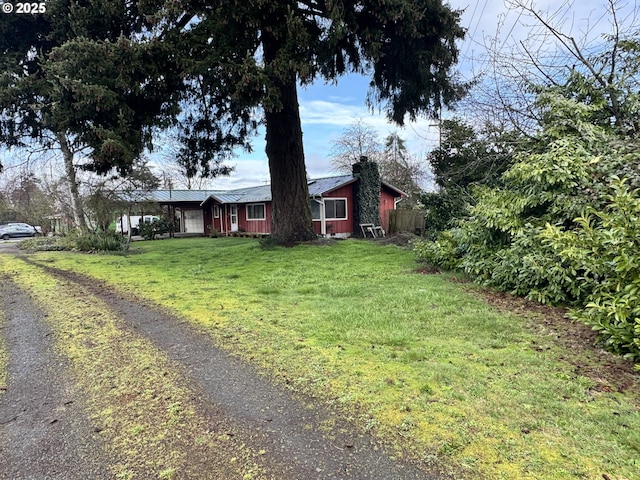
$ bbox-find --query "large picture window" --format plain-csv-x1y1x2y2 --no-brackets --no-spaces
310,198,347,220
246,203,266,220
324,199,347,220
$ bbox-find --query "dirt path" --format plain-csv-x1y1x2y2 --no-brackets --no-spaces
0,259,445,479
0,280,112,479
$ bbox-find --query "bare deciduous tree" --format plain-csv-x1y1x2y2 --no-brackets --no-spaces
460,0,640,137
330,122,431,206
329,119,383,173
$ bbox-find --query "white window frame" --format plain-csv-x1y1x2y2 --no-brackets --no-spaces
311,199,322,220
213,204,220,218
246,203,266,221
323,198,348,220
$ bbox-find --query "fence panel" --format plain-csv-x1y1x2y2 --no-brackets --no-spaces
388,210,426,235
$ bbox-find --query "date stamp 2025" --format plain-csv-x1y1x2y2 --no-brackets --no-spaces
2,3,47,14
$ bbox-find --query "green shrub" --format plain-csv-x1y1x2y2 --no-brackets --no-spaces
74,232,126,252
413,94,640,363
542,177,640,361
18,236,76,251
414,228,467,271
479,226,589,305
138,218,173,240
420,188,469,239
18,233,126,252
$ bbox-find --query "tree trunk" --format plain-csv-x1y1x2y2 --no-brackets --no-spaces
264,73,316,244
124,207,133,251
57,133,88,232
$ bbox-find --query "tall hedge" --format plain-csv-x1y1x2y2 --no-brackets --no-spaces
414,95,640,362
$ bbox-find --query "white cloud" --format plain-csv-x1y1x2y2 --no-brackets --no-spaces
210,158,271,189
299,100,372,127
300,98,441,156
200,98,441,189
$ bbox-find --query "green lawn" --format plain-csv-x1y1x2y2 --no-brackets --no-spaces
13,237,640,479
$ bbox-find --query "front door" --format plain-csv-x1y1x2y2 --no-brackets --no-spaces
230,204,238,232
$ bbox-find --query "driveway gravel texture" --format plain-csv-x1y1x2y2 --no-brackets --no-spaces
0,255,447,480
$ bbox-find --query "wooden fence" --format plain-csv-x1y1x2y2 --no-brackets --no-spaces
387,210,426,235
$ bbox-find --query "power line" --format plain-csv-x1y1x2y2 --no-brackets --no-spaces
462,0,490,61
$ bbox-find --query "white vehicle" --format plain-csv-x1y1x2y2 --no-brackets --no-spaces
116,215,160,235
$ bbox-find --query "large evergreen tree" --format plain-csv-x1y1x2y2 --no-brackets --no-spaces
0,1,181,229
1,1,466,242
169,0,466,243
427,119,515,191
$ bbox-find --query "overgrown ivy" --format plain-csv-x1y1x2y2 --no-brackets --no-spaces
352,157,381,232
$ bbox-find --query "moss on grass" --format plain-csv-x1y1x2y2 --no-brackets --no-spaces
0,257,268,479
18,237,640,480
0,307,7,393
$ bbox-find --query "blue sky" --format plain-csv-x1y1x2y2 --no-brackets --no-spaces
2,0,635,190
193,72,438,190
209,71,441,190
206,0,638,190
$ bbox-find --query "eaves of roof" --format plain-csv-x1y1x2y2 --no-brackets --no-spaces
129,190,225,203
129,174,404,206
381,181,407,197
201,193,243,205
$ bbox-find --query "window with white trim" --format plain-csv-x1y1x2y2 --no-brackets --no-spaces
213,205,220,218
246,203,266,220
324,198,347,220
311,200,321,220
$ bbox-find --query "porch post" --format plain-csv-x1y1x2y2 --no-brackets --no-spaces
223,205,228,236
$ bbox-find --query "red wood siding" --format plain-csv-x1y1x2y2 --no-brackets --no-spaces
160,180,401,238
209,204,224,234
208,203,231,235
312,184,355,235
380,189,397,232
238,203,272,233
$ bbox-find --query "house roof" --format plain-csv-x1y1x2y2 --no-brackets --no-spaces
307,175,355,196
380,181,406,197
139,189,224,203
210,183,273,204
129,174,404,205
201,175,358,205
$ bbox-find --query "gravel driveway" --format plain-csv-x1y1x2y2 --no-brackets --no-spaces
0,255,447,479
0,280,112,479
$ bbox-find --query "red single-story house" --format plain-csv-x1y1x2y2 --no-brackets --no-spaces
138,172,404,238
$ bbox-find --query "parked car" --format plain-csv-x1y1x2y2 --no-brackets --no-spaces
0,223,41,240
